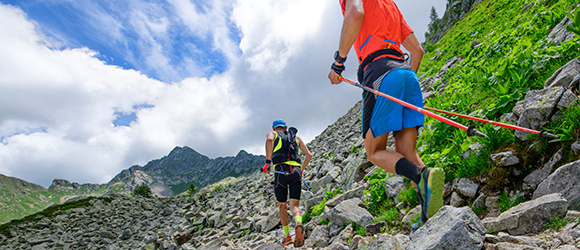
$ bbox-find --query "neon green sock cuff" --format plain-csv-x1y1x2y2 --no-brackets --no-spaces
283,225,290,237
295,215,302,224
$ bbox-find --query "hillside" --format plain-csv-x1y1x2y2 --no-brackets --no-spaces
1,0,580,249
0,147,264,224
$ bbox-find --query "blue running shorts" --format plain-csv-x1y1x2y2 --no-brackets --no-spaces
362,59,424,138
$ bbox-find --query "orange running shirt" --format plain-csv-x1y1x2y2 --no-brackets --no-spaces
340,0,413,63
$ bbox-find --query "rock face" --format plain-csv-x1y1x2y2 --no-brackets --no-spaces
407,206,485,250
482,193,569,235
533,160,580,211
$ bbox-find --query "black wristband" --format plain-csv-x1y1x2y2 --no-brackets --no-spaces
334,50,346,64
331,62,345,75
266,159,271,164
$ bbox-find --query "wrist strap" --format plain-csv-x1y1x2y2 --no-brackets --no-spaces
331,63,345,75
266,159,271,164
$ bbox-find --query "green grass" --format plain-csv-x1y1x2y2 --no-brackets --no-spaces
417,0,580,182
351,222,366,236
498,192,526,212
547,215,568,230
397,184,419,207
0,196,112,237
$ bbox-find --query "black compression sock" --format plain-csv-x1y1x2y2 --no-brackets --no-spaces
394,158,425,184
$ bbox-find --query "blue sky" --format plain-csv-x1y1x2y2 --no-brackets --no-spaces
0,0,447,187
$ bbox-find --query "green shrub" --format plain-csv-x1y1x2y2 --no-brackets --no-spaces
188,183,197,195
364,168,389,213
132,183,153,198
311,200,326,217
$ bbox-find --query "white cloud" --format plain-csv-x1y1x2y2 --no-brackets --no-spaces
0,0,449,187
0,4,249,186
232,0,329,72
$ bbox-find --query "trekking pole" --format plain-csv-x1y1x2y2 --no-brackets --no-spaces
338,76,489,139
272,170,311,191
423,107,559,139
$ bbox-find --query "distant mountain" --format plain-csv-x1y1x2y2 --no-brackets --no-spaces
0,146,265,224
54,146,266,197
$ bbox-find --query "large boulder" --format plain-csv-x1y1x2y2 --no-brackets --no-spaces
482,193,568,235
515,87,565,140
324,198,374,227
533,160,580,210
406,206,485,250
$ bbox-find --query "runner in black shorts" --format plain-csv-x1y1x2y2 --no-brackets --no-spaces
274,164,302,202
262,119,312,247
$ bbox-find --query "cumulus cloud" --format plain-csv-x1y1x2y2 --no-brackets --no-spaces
0,4,249,186
0,0,448,187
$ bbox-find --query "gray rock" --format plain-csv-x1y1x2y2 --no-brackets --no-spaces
545,59,580,88
357,233,404,250
324,198,374,227
305,195,325,211
572,140,580,155
118,230,132,240
473,193,486,209
533,160,580,210
406,206,485,250
546,17,576,46
384,175,406,202
402,206,421,226
303,236,330,248
365,221,386,236
516,87,565,140
482,193,568,235
454,178,479,198
258,210,280,233
490,151,520,167
513,100,524,117
450,192,465,207
309,224,330,239
339,155,372,190
523,148,563,191
326,185,365,207
485,232,543,247
557,89,578,110
500,112,519,125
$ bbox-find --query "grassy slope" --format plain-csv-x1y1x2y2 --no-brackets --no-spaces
0,174,110,224
417,0,580,181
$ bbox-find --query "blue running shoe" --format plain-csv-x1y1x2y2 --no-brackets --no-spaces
413,167,445,231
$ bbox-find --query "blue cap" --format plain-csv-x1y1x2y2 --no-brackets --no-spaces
272,119,287,128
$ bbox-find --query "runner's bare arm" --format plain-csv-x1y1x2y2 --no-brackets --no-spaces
296,136,312,173
328,0,364,84
401,32,424,73
265,131,275,161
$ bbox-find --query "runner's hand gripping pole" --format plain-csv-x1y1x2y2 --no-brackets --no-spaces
338,76,488,139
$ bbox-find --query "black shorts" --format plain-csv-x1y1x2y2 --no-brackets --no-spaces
273,164,302,203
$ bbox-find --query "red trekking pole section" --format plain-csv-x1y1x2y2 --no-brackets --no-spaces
423,107,559,139
338,76,488,138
